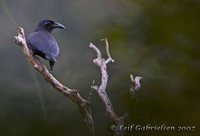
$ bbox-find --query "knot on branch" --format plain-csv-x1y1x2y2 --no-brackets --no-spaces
93,58,101,66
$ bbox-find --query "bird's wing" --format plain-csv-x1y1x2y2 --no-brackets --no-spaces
27,32,59,60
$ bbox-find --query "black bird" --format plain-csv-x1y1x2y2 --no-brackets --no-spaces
27,19,65,71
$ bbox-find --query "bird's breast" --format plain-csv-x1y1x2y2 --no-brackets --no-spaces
27,31,60,59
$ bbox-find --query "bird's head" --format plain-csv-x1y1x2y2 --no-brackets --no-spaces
35,19,65,32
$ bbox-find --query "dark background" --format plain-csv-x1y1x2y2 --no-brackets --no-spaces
0,0,199,136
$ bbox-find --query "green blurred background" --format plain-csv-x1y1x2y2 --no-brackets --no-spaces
0,0,199,136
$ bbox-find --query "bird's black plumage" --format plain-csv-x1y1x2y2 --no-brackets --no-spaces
27,20,65,71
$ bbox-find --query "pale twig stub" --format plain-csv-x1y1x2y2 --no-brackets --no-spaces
130,74,143,97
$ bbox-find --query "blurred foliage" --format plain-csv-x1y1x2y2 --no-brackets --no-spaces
0,0,199,136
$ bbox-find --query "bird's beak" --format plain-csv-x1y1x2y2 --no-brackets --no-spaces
53,22,66,29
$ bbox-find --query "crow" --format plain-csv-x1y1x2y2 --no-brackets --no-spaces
27,19,65,71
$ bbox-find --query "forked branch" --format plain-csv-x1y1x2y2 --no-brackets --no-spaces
89,39,126,136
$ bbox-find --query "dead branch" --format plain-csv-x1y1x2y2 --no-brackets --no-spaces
130,74,143,97
89,39,126,136
14,27,94,136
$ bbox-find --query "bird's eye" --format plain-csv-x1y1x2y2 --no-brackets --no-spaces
45,21,51,25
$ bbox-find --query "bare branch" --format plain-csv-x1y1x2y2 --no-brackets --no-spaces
89,42,102,66
90,80,99,91
14,27,95,136
100,38,115,64
130,74,135,83
130,74,143,97
89,40,125,136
